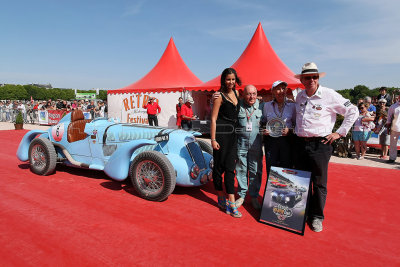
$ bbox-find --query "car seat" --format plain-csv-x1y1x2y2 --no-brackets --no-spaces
67,110,92,142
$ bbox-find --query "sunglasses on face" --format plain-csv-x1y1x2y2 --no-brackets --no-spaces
304,75,319,81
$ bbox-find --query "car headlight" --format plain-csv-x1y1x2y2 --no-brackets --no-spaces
271,192,278,197
190,164,200,179
285,196,290,203
209,158,214,169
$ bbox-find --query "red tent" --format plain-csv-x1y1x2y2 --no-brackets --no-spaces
187,23,303,91
109,38,202,95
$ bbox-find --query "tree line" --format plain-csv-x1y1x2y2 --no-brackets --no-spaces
0,84,107,101
336,85,399,103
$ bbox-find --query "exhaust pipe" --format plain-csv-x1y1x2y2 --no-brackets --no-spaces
53,143,89,168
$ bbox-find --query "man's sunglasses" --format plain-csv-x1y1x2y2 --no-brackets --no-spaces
304,75,319,81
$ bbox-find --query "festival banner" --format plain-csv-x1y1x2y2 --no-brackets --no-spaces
47,110,67,125
259,167,312,235
76,92,96,100
107,91,182,128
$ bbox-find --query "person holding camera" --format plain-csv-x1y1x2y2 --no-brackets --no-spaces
180,96,196,130
143,97,161,126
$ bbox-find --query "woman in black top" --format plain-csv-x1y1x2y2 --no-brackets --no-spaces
210,68,242,218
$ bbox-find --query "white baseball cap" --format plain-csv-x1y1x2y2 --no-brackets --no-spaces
186,96,194,104
271,80,288,89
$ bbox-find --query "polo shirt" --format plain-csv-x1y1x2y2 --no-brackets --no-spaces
262,100,296,129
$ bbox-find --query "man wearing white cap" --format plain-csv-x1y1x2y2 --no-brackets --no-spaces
294,62,358,232
262,80,296,176
181,96,196,130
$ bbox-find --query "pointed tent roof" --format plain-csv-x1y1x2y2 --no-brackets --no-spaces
110,38,202,94
188,23,302,91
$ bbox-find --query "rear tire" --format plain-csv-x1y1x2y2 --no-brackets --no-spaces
28,137,57,175
129,151,176,201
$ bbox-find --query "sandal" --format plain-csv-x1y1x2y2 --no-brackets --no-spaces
226,201,242,218
217,196,227,210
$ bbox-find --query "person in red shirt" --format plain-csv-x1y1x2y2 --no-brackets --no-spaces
181,96,197,130
176,97,183,128
143,97,161,126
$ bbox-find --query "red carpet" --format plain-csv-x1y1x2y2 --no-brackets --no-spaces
0,130,399,266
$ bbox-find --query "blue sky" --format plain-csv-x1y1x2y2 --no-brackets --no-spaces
1,0,399,91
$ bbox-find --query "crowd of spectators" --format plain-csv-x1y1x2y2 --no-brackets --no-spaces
353,87,400,161
0,98,108,124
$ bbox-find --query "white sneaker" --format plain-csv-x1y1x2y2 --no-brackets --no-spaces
235,197,244,208
311,218,323,232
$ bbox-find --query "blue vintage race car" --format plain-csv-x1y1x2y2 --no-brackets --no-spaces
271,189,303,208
17,110,213,201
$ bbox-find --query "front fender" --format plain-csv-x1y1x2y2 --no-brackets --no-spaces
104,139,157,181
16,130,48,161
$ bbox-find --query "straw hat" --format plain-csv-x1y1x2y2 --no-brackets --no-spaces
295,62,326,79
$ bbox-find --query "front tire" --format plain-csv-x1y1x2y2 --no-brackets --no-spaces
129,151,176,201
28,137,57,175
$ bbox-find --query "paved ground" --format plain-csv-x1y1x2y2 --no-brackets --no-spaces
1,122,49,131
2,122,398,170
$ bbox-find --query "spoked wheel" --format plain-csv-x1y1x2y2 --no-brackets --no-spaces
129,151,176,201
28,137,57,175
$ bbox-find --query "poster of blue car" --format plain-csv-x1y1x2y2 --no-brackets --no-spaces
259,166,311,235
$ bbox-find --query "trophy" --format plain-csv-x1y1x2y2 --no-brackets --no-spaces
266,117,285,137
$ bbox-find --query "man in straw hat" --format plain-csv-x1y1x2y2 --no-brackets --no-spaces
294,62,358,232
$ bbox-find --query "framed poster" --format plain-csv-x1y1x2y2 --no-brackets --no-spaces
259,166,312,235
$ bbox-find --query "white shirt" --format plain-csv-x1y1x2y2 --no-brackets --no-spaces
353,112,374,132
387,102,400,132
295,85,358,137
17,104,26,113
262,100,296,129
6,103,13,111
99,105,105,117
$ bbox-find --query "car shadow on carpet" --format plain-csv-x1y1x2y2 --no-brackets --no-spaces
179,181,263,221
17,163,30,170
53,165,144,198
173,183,217,207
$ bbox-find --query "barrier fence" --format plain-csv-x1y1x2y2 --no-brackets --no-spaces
0,109,92,125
